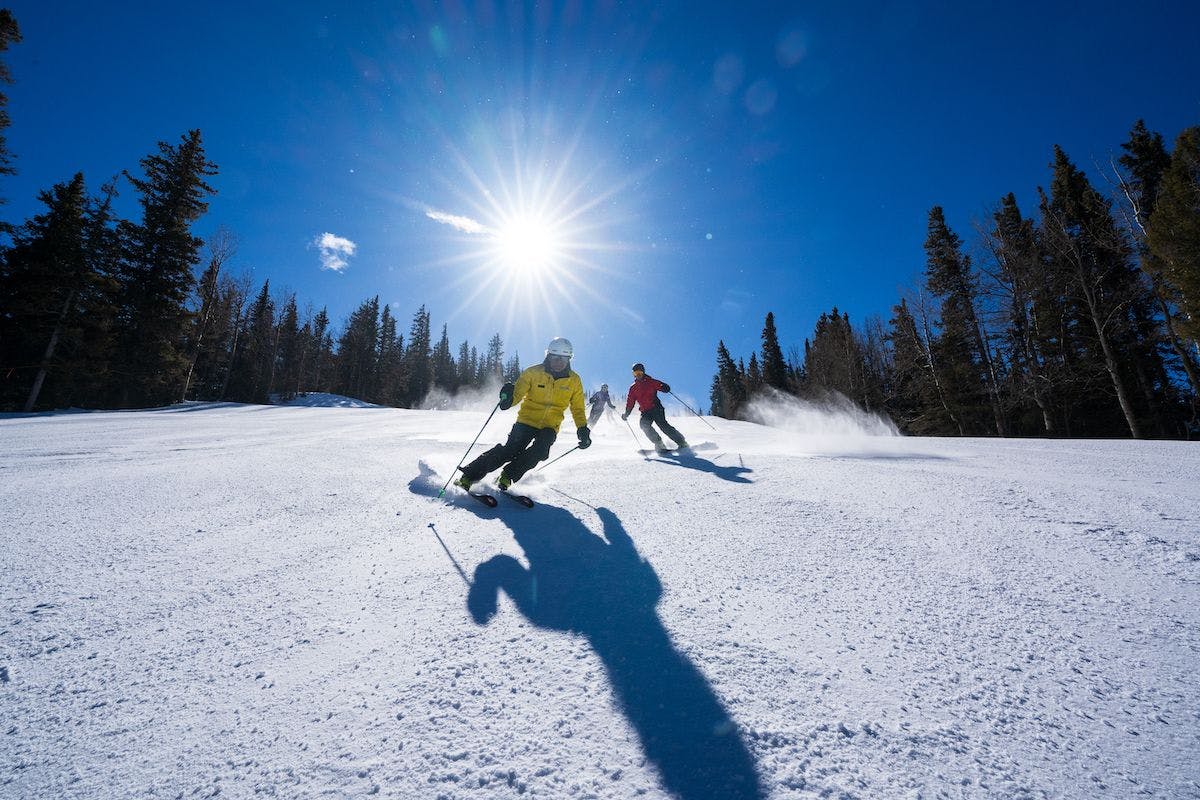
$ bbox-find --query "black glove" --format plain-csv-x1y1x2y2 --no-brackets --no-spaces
498,382,515,410
577,426,591,449
659,383,670,393
621,411,630,421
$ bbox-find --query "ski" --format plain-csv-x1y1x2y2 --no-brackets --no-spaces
465,489,498,507
637,441,715,456
500,490,535,508
422,459,530,510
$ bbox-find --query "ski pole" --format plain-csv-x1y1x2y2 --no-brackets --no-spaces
536,444,579,472
623,414,647,449
438,401,501,497
669,391,717,430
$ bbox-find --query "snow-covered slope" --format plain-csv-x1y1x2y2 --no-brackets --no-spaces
2,403,1198,799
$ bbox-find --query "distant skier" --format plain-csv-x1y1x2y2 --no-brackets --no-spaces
455,337,590,492
622,362,688,451
587,383,616,427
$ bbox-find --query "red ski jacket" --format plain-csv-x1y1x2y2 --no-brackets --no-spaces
625,375,667,413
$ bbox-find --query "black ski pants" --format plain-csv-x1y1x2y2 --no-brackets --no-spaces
639,403,686,447
462,422,558,483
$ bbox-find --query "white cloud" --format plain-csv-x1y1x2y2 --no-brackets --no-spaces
312,232,357,272
425,209,490,235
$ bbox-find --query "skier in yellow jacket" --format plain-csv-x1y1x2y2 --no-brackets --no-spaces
455,337,590,491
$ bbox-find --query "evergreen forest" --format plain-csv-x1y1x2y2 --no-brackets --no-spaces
1,10,1197,438
710,126,1200,439
0,12,522,414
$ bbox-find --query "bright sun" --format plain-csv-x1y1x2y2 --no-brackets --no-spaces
420,139,636,335
492,214,563,275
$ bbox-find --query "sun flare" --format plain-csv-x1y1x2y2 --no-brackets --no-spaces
418,130,644,338
492,214,563,276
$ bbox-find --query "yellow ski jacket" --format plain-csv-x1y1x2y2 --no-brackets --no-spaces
513,363,587,432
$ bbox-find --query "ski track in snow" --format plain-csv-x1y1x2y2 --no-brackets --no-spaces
2,403,1199,799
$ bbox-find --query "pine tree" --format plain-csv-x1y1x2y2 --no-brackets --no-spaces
503,353,521,383
403,305,432,404
292,317,313,397
334,296,380,401
858,315,890,414
708,373,723,418
985,193,1059,434
1147,127,1200,357
75,179,123,405
431,324,456,392
1119,121,1172,220
1041,146,1148,437
112,130,217,407
469,345,481,386
373,303,394,404
802,308,872,406
760,312,788,391
710,340,746,419
211,272,252,401
308,307,334,394
785,344,804,388
483,333,504,381
180,229,236,401
456,340,472,388
1117,121,1200,402
924,206,1004,435
0,9,21,209
885,300,926,431
226,280,275,404
0,174,120,410
745,353,762,393
908,292,965,435
375,304,405,405
274,293,300,402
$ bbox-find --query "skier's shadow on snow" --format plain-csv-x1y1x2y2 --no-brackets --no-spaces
648,450,753,483
469,504,763,800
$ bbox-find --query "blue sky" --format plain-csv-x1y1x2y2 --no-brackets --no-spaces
4,1,1199,408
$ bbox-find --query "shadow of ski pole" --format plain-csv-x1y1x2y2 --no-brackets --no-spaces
426,522,471,586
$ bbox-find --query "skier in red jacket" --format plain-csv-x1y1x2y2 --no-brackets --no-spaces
622,362,688,451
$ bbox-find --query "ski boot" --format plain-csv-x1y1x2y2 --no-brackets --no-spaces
496,472,514,491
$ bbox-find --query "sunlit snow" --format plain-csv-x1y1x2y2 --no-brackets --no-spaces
2,400,1197,798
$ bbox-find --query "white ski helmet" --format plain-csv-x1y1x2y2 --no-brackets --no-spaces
545,337,573,358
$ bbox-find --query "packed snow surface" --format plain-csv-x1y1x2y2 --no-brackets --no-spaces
2,401,1198,799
